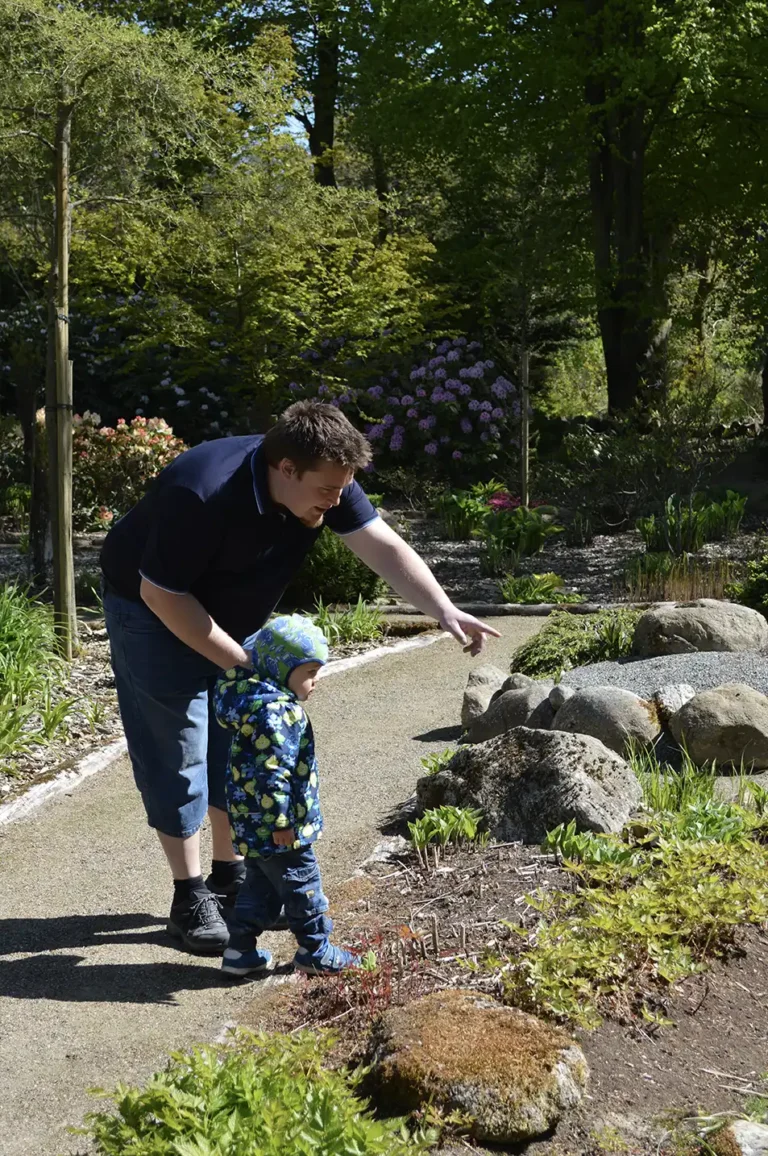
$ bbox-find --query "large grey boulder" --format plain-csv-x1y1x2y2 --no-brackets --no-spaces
634,599,768,657
366,990,588,1143
461,664,507,727
417,726,642,843
713,1122,768,1156
669,683,768,768
552,687,661,755
549,684,575,710
466,682,553,743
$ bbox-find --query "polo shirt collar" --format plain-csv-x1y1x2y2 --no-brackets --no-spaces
250,441,276,515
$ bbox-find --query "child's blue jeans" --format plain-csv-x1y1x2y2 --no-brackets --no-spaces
228,848,333,959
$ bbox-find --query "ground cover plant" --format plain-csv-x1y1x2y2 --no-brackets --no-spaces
76,1029,434,1156
312,597,384,645
510,608,643,678
498,572,583,604
636,491,747,556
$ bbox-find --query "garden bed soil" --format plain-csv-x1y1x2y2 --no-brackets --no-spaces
240,842,768,1156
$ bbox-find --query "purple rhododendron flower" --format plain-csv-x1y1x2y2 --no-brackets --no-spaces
479,411,491,423
401,394,414,405
367,423,384,440
389,426,404,451
288,381,299,391
468,399,481,411
446,350,460,362
453,336,467,347
445,379,460,390
434,368,447,380
512,400,522,417
458,383,472,396
431,388,446,403
338,392,350,404
318,384,330,395
387,395,400,406
437,340,451,355
424,441,438,455
382,413,395,426
452,450,463,460
491,407,504,420
418,418,431,431
330,398,340,407
407,407,418,418
480,431,489,442
440,435,450,444
468,341,482,352
481,400,493,411
484,359,495,370
428,356,446,369
459,368,470,379
367,385,384,399
416,388,427,398
460,418,473,434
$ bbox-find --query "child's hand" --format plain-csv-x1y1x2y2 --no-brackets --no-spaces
273,827,295,847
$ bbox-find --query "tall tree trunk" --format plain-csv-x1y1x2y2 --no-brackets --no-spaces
309,6,339,187
585,0,652,415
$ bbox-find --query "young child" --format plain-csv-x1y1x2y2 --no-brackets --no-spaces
213,613,359,977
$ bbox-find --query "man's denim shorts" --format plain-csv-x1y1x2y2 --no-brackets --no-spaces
103,586,232,838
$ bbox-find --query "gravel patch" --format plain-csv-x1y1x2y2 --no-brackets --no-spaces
562,651,768,698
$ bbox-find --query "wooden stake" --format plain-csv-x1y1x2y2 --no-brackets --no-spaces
459,924,467,954
430,913,440,956
520,345,530,508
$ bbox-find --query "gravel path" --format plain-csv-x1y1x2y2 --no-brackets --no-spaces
562,650,768,697
0,616,541,1156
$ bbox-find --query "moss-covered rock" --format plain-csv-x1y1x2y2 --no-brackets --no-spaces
366,989,588,1143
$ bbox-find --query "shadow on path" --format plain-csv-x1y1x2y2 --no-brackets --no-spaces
0,952,227,1004
412,725,463,744
0,913,166,955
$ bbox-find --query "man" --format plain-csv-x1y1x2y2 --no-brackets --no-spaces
101,400,498,953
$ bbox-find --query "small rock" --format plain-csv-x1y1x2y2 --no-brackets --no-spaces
366,989,588,1143
417,726,642,842
467,683,553,744
634,599,768,657
359,836,409,872
462,664,507,727
653,683,696,726
549,685,575,710
713,1121,768,1156
669,683,768,768
553,687,661,755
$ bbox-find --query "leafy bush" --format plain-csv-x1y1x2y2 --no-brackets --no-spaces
434,490,488,540
312,596,384,644
284,527,386,607
511,608,642,678
0,417,26,492
636,491,747,555
71,412,186,531
479,506,563,577
498,572,583,605
0,584,71,769
620,552,736,602
726,554,768,616
77,1029,433,1156
419,747,457,775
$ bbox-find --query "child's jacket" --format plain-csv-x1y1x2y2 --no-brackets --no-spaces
213,615,328,858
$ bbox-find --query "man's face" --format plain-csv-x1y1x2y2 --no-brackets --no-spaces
276,458,354,527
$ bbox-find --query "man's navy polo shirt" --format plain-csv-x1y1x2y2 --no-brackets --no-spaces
100,435,378,642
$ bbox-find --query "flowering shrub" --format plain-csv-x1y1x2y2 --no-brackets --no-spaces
70,411,186,530
288,337,521,481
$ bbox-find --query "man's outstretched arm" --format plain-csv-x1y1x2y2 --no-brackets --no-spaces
343,516,500,656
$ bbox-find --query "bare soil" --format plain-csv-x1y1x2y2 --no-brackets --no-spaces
241,842,768,1156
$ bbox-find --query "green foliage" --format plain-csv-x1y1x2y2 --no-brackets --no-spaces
480,506,563,577
419,748,457,776
408,805,487,867
284,528,386,608
312,596,383,645
71,412,186,530
434,490,488,541
498,572,583,605
726,553,768,616
0,584,71,770
76,1028,434,1156
543,821,639,867
637,491,747,555
620,552,736,602
511,608,642,679
628,741,718,813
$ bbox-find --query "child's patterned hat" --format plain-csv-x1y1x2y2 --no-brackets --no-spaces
244,614,329,687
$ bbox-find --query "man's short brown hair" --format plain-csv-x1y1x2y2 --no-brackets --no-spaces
263,400,372,474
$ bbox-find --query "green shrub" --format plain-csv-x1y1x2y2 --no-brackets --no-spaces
510,608,642,678
637,491,747,555
726,554,768,616
284,527,386,607
312,596,384,644
419,747,457,775
434,490,488,540
0,584,71,769
498,572,583,605
409,804,487,866
0,417,26,492
76,1029,433,1156
0,482,30,527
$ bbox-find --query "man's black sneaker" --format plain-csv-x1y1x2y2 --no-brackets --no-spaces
167,889,229,954
204,870,244,911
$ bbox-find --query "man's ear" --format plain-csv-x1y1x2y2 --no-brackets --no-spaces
279,457,298,480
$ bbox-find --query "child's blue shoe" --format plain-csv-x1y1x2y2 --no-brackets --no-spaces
221,947,273,977
293,943,359,975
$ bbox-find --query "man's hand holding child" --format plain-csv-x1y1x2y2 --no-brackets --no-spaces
273,827,296,847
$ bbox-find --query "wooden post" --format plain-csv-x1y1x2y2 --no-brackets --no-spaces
520,345,530,508
54,93,77,658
